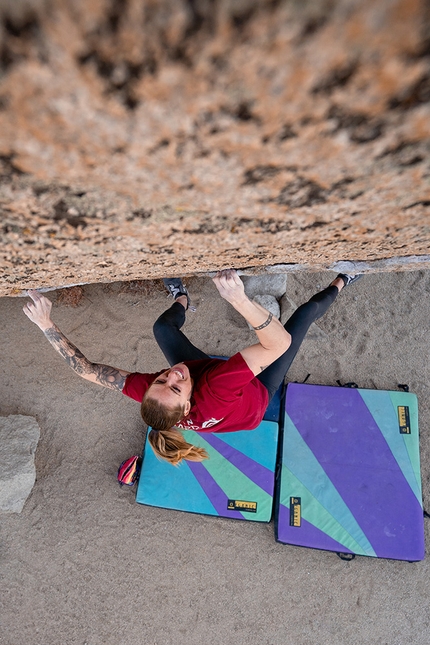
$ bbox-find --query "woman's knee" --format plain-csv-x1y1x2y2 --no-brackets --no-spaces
287,300,319,329
153,316,170,342
302,299,320,316
153,307,184,340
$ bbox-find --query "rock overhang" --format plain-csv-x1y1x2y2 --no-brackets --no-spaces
0,0,429,296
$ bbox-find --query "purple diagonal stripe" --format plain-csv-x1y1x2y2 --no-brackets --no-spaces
286,384,424,559
187,461,244,519
201,433,275,496
277,503,354,554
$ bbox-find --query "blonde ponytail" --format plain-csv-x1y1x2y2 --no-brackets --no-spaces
148,427,208,466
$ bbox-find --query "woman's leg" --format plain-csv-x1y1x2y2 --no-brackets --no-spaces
256,284,339,400
153,301,209,366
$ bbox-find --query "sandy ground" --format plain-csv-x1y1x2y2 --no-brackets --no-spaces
1,269,429,645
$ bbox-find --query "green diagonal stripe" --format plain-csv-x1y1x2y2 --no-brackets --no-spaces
282,415,376,556
389,391,422,500
358,390,422,504
281,465,374,556
184,432,273,521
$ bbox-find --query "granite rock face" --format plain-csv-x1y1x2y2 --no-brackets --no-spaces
0,415,40,513
0,0,429,296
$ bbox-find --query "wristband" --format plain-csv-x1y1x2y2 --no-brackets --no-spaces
252,312,273,330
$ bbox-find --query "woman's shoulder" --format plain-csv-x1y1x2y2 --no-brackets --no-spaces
122,371,160,401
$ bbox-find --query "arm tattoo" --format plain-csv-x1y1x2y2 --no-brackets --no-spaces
44,326,88,374
91,364,127,391
43,325,127,391
252,312,273,331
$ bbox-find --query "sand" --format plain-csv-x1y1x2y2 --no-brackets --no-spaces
1,270,429,645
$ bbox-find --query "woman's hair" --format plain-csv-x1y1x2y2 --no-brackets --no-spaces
141,395,209,466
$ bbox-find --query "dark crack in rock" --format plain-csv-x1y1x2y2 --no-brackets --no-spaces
312,59,359,95
276,177,327,208
326,105,384,143
243,165,286,185
389,73,430,110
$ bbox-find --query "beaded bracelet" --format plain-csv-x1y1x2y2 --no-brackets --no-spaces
252,312,273,330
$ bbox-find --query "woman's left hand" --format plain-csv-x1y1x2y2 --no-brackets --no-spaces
23,290,54,331
212,269,246,306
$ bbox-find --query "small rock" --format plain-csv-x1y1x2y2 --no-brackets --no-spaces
0,415,40,513
242,274,287,299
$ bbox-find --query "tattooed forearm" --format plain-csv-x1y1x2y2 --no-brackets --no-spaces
92,364,127,390
43,325,127,391
44,326,89,374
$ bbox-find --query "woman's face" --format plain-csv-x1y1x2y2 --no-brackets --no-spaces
147,363,193,416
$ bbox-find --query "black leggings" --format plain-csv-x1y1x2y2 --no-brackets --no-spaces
153,285,339,401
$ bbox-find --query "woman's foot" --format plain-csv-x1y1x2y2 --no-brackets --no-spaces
331,273,363,292
163,278,195,311
176,294,188,309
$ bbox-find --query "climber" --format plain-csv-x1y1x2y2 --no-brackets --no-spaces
23,269,361,464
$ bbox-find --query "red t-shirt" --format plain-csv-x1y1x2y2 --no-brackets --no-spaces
122,352,269,433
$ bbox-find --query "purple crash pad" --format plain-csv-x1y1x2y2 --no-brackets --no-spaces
275,383,425,561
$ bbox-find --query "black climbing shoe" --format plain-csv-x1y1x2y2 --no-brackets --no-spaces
336,273,363,287
163,278,196,311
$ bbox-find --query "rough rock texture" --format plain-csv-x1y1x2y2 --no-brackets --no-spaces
0,414,40,513
0,0,429,296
